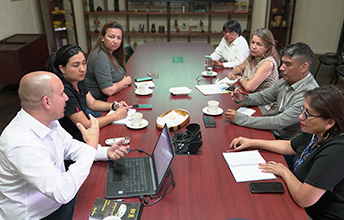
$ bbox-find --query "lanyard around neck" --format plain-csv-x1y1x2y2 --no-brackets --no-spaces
293,134,318,173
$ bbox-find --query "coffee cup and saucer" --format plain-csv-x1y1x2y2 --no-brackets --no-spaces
125,112,149,129
202,100,223,116
135,83,153,96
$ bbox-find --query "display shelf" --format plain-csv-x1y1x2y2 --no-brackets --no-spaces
267,0,296,49
83,0,253,52
39,0,78,51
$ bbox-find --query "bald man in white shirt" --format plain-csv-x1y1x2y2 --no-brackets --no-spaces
0,71,128,220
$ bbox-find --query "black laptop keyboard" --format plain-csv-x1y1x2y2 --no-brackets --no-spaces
123,158,149,193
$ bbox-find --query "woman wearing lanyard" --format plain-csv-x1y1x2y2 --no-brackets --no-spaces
228,85,344,220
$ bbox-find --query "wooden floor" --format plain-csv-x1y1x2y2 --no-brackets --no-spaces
0,54,343,134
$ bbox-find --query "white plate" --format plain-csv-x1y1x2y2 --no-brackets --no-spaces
169,87,192,95
202,71,217,77
202,107,223,116
126,119,149,129
135,88,153,95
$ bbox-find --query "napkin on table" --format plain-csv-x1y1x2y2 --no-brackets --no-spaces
156,110,188,127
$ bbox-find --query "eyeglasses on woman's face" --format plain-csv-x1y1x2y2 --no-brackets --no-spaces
299,106,323,120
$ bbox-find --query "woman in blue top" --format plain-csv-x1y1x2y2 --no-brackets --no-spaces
228,85,344,219
85,21,132,101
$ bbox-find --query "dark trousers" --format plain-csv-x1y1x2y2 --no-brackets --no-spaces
41,196,77,220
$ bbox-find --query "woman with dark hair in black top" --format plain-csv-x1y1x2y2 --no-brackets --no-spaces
228,85,344,219
48,44,130,142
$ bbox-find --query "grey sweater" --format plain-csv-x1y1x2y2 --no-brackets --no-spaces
233,73,319,140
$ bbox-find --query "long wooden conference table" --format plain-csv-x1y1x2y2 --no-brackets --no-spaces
73,42,307,220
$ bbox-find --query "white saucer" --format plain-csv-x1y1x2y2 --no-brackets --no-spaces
202,107,223,116
135,88,153,96
202,71,218,77
126,119,149,129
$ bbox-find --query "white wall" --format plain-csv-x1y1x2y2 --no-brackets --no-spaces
0,0,42,41
251,0,268,32
73,1,88,52
292,0,344,53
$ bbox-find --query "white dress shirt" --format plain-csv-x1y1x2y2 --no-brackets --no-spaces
210,35,249,68
0,109,108,219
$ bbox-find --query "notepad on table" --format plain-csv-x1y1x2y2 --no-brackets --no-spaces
107,108,136,125
222,150,276,182
237,107,256,116
195,84,228,95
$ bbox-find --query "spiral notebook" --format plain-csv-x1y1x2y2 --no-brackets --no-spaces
222,150,276,182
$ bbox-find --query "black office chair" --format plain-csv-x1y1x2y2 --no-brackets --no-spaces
314,20,344,83
334,64,344,85
124,43,134,62
313,51,343,83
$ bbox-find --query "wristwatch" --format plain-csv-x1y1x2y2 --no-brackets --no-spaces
111,101,120,110
111,102,116,110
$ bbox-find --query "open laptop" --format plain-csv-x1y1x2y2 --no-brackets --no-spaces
105,124,174,198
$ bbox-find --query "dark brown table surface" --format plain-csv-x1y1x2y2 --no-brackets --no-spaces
73,42,307,220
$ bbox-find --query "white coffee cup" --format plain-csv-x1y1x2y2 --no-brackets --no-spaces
139,83,149,93
130,112,143,127
207,100,219,113
207,66,213,75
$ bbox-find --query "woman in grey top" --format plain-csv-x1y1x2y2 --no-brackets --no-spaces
85,21,132,101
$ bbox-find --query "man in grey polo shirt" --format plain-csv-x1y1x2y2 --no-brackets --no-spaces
225,42,319,140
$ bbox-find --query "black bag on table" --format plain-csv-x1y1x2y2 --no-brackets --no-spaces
172,123,203,155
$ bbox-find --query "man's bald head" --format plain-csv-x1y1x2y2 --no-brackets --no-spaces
18,71,59,110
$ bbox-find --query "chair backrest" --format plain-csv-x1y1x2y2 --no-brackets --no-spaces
336,19,344,58
124,44,134,62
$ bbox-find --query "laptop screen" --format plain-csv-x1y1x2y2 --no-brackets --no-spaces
152,125,174,189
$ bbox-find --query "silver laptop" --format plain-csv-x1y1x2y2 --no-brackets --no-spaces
105,124,174,198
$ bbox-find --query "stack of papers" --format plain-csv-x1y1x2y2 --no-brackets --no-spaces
195,77,238,96
195,84,228,95
214,77,238,85
107,108,136,125
237,107,256,116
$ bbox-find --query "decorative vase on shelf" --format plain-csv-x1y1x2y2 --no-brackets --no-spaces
151,24,156,33
94,17,100,33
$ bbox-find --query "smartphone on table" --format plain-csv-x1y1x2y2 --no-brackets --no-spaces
132,104,152,110
135,77,152,82
203,115,216,127
249,182,285,193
